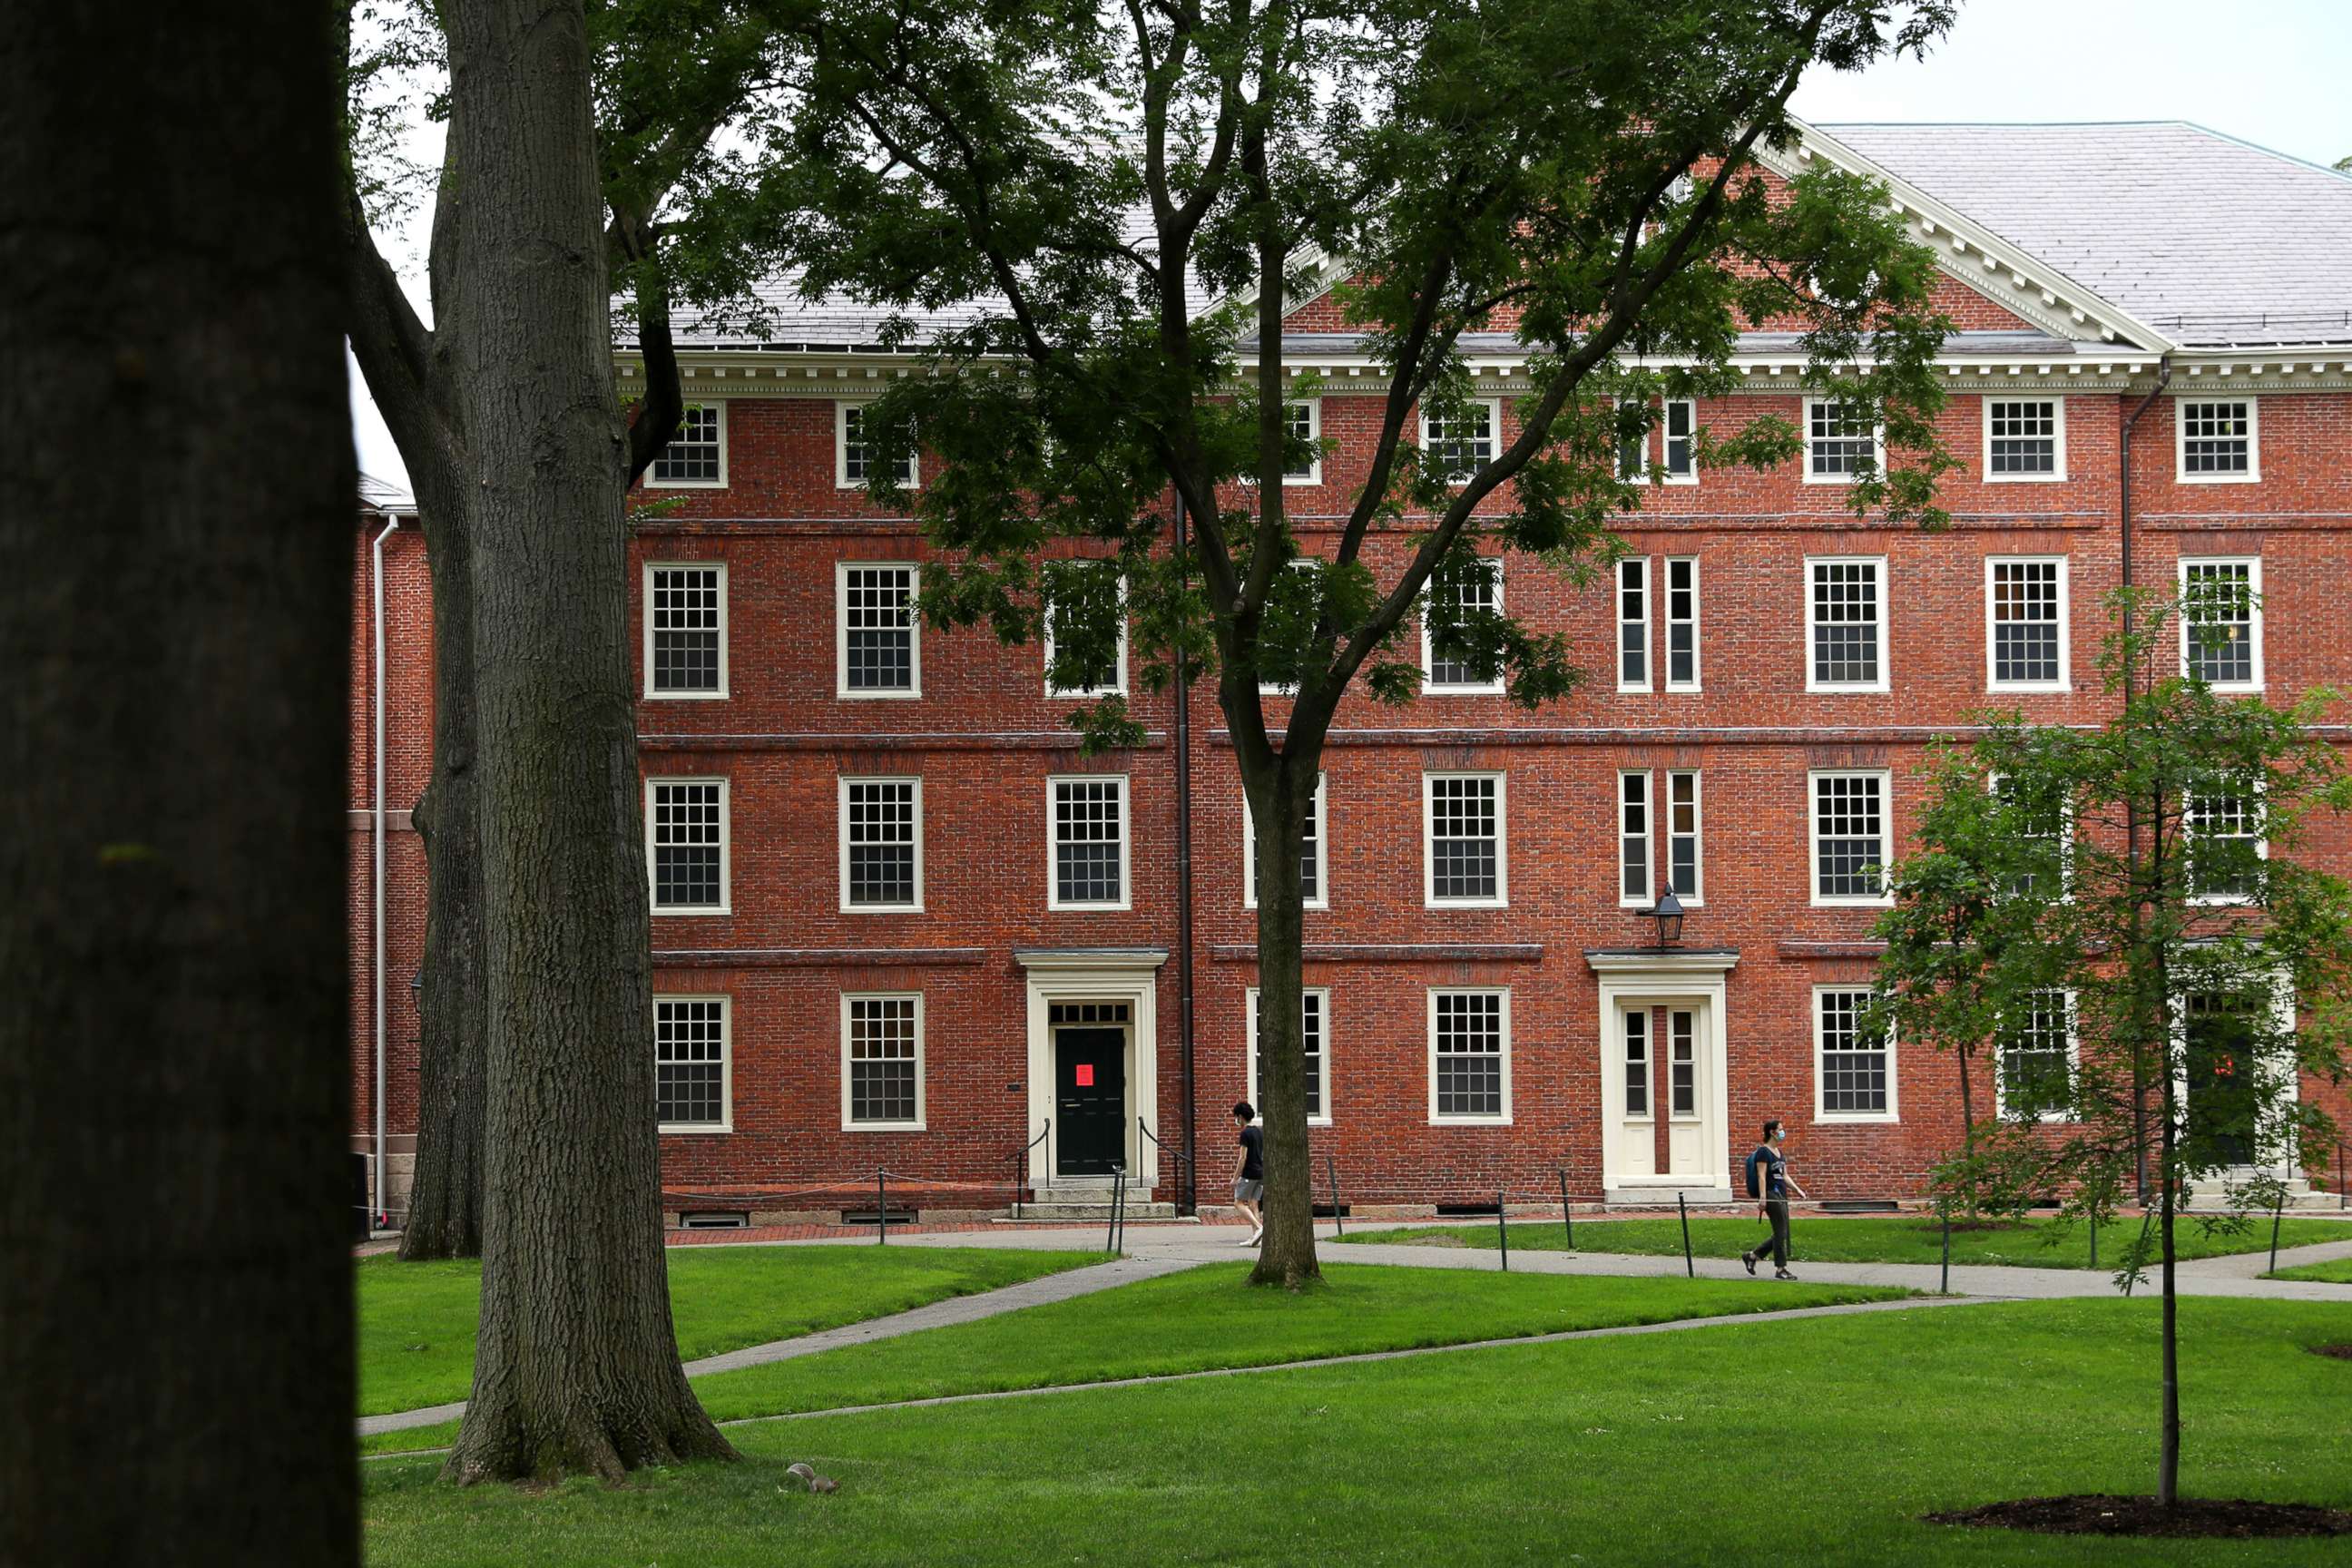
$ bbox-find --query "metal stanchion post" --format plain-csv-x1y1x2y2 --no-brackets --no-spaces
1558,1167,1574,1250
1328,1157,1344,1238
1940,1207,1951,1296
1678,1191,1694,1279
2269,1182,2286,1273
1495,1191,1509,1272
877,1170,887,1246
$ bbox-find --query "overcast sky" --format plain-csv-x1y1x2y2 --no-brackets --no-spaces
353,0,2352,490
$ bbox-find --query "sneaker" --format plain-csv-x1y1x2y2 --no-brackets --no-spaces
1247,1230,1263,1247
1740,1251,1757,1276
1775,1269,1799,1280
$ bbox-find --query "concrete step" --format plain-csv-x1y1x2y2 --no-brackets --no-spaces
997,1200,1181,1222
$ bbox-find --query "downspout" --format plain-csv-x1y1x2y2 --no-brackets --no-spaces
2119,357,2171,1205
370,513,401,1229
1172,488,1199,1218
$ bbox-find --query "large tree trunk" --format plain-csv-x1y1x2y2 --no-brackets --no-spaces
0,2,358,1561
1245,756,1322,1289
2158,1039,2180,1508
436,0,731,1483
399,507,488,1261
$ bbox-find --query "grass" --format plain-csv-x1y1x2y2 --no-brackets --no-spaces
362,1264,1899,1457
363,1296,2352,1566
358,1244,1101,1416
2264,1257,2352,1284
1338,1212,2352,1270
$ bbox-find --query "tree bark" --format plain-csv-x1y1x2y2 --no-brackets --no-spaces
0,2,358,1561
1243,753,1322,1289
432,0,731,1483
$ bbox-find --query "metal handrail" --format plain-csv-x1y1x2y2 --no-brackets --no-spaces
1136,1114,1190,1172
1012,1118,1050,1220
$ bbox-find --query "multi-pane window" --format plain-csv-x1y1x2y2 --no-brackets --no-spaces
1986,557,2068,690
843,994,923,1127
650,404,722,485
1623,1008,1650,1117
1243,775,1328,911
837,563,919,697
838,402,915,486
1250,987,1329,1123
1811,770,1889,905
1044,576,1127,697
1808,557,1886,691
1991,772,2068,899
645,563,726,697
2177,398,2256,481
2180,558,2261,690
654,996,729,1129
1805,399,1877,480
840,779,921,911
1665,557,1700,690
1283,400,1321,482
1424,560,1503,693
1816,988,1893,1118
1663,400,1695,482
1431,989,1508,1122
1998,990,2073,1121
2187,791,2264,903
1425,773,1505,906
648,778,728,913
1669,1010,1697,1117
1666,769,1702,902
1619,770,1651,906
1617,399,1646,481
1618,557,1651,691
1985,398,2062,479
1051,776,1129,907
1420,401,1495,480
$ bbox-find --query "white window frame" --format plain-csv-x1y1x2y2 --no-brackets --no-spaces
838,776,925,914
646,775,730,916
1046,773,1132,911
2185,786,2267,907
654,994,733,1133
1661,399,1698,485
1804,556,1890,694
1422,770,1508,909
1994,988,2079,1123
1043,574,1130,698
1421,559,1506,695
2178,556,2264,692
1666,768,1704,906
1247,985,1333,1126
1808,769,1893,908
1258,557,1323,697
839,992,926,1132
1617,769,1652,909
2174,395,2260,485
835,560,922,700
1988,771,2073,902
1812,985,1898,1123
642,560,730,701
1801,397,1885,485
1617,556,1652,693
1426,985,1513,1126
1981,395,2067,484
644,402,727,489
1243,773,1329,912
1984,555,2072,693
836,400,918,489
1664,556,1700,692
1417,398,1500,485
1283,398,1322,485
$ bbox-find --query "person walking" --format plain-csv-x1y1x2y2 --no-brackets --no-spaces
1740,1119,1808,1279
1230,1100,1264,1247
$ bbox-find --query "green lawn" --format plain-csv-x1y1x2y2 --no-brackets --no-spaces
359,1244,1101,1416
363,1296,2352,1566
363,1264,1898,1456
2265,1257,2352,1284
1338,1212,2352,1270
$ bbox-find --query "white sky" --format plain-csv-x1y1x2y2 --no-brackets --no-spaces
352,0,2352,491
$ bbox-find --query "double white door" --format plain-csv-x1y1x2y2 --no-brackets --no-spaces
1615,1002,1710,1180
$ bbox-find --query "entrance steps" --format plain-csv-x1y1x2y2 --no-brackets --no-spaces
998,1185,1183,1223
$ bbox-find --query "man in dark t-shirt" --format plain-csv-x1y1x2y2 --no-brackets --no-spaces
1740,1119,1808,1279
1231,1100,1264,1248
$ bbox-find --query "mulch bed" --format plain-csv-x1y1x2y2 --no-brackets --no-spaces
1927,1495,2352,1539
2312,1343,2352,1361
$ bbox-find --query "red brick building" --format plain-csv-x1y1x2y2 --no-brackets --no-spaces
351,121,2352,1223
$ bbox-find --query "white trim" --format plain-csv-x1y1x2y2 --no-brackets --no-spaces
835,560,922,700
1243,773,1328,912
1427,985,1513,1126
836,399,918,488
1417,397,1501,485
1666,768,1705,906
1800,396,1884,485
1247,985,1333,1126
2184,784,2268,907
1984,555,2073,693
838,776,925,914
644,402,727,489
1994,987,2079,1124
1812,985,1898,1124
1803,555,1890,694
1617,769,1652,909
646,775,731,916
1664,556,1701,692
1421,558,1506,695
642,560,730,701
1981,394,2067,484
1808,769,1893,908
1283,397,1323,485
840,991,927,1132
654,993,733,1134
1616,556,1651,693
1047,773,1132,911
1595,973,1733,1195
1258,558,1322,696
2178,555,2265,693
1661,399,1698,485
1422,770,1508,909
1044,574,1130,697
2173,393,2260,485
1020,956,1162,1186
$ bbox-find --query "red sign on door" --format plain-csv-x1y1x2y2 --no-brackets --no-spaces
1074,1063,1094,1087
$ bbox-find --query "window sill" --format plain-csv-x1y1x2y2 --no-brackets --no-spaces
653,905,733,917
836,688,924,701
842,903,926,916
659,1122,734,1135
1984,472,2067,484
1805,682,1892,695
1423,684,1506,697
1426,897,1509,911
1429,1115,1513,1128
843,1120,928,1133
646,689,731,701
1987,681,2070,696
1810,896,1893,909
1811,1112,1898,1125
642,479,727,491
2176,471,2259,485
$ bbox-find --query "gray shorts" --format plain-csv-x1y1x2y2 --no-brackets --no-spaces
1233,1178,1263,1203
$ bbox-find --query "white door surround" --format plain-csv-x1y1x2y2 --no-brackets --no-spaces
1589,949,1739,1203
1014,948,1167,1188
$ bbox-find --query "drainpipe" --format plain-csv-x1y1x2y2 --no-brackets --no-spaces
370,514,401,1229
1172,488,1199,1218
2119,357,2171,1205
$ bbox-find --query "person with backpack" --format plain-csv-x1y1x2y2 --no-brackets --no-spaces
1740,1119,1808,1279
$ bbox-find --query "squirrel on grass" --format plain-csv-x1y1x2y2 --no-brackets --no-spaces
786,1462,838,1494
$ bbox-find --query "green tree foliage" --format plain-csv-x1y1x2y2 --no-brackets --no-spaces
1874,587,2352,1505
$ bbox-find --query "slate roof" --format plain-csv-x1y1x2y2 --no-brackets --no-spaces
1818,122,2352,348
1239,329,2079,358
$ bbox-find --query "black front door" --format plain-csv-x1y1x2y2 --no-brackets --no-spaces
1054,1026,1127,1177
2186,1002,2259,1169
